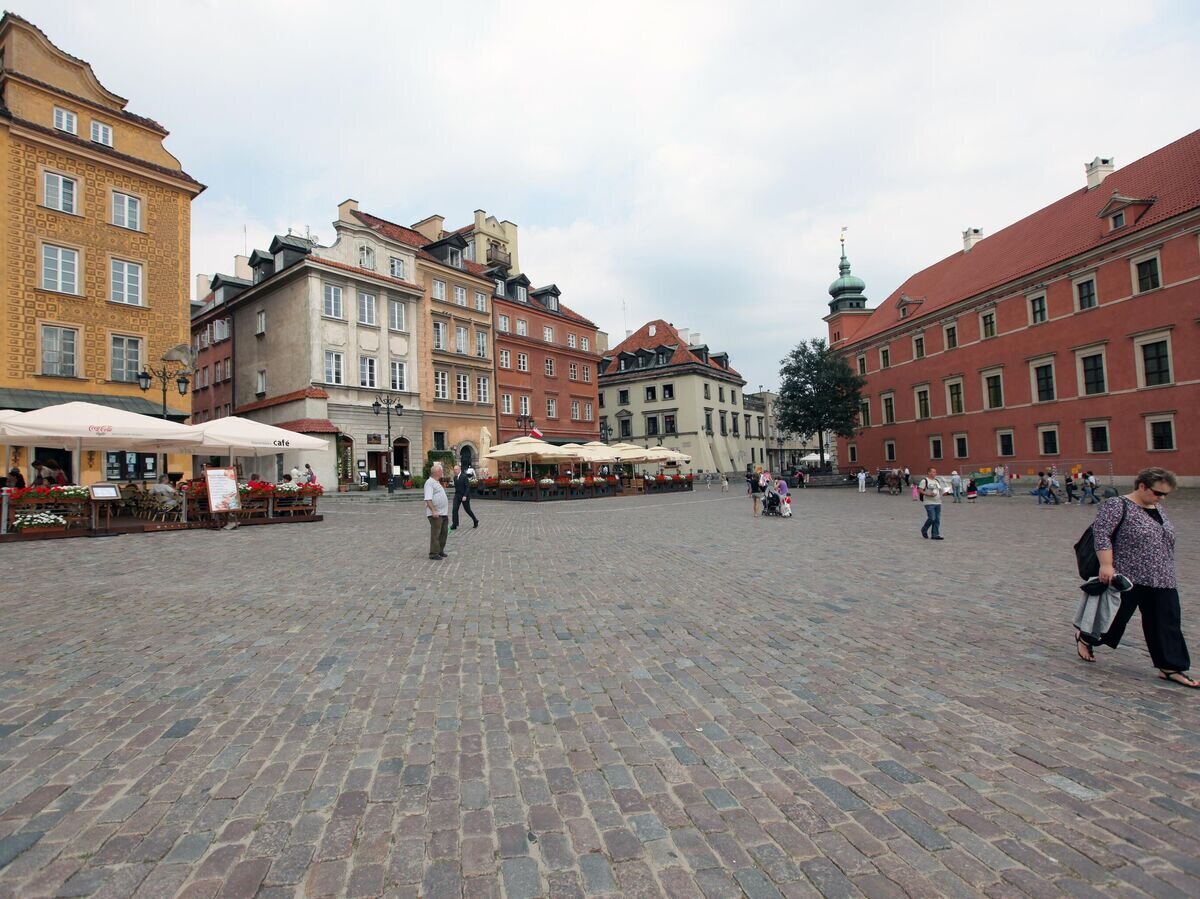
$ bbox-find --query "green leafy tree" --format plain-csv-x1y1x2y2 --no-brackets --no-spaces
775,338,866,469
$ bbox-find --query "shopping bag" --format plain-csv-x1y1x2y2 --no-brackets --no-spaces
1073,589,1120,640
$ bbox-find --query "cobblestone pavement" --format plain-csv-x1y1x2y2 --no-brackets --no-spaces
1,487,1199,898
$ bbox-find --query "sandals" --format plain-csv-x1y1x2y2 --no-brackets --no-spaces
1158,670,1200,688
1075,632,1095,663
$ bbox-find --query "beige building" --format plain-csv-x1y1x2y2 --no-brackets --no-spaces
598,320,764,475
746,390,837,472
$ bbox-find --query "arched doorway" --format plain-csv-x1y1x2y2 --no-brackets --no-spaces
393,437,410,475
459,444,474,470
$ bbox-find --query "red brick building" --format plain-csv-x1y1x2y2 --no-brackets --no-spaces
189,273,244,424
493,282,601,444
827,130,1200,484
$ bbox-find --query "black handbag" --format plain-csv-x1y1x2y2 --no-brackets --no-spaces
1073,499,1127,579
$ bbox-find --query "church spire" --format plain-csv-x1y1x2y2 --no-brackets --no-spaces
828,228,868,312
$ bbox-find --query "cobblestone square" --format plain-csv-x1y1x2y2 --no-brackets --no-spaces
1,487,1198,898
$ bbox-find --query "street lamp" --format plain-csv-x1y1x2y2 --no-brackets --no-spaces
776,435,784,470
137,363,190,419
599,420,611,444
372,395,404,493
516,413,536,436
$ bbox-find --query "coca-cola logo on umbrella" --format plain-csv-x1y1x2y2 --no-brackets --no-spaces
87,425,114,433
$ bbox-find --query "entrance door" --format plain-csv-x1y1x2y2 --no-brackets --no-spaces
459,445,473,470
368,451,390,484
393,437,410,475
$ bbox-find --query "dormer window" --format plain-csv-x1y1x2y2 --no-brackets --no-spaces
516,286,527,302
545,296,558,312
1111,211,1125,229
494,278,505,296
447,247,462,268
359,245,375,270
899,306,909,319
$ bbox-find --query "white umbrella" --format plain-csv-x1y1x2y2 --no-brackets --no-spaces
1,401,197,482
183,417,328,453
799,452,822,463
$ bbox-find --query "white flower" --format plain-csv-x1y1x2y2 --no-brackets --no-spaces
14,512,67,530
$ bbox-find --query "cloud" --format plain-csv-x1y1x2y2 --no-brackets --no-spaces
21,0,1198,390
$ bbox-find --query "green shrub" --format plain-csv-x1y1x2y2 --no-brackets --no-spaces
411,474,426,489
422,450,456,479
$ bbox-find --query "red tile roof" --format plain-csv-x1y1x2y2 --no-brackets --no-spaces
236,386,328,415
849,128,1200,345
308,255,422,291
276,418,339,434
351,210,493,282
605,319,742,377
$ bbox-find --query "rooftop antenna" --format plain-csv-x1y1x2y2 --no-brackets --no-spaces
243,224,247,256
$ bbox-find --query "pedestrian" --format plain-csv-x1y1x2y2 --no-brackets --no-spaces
425,461,450,560
903,466,911,488
304,463,317,486
966,478,977,503
950,470,962,503
749,467,763,516
1036,471,1051,505
7,467,25,489
720,474,729,492
857,469,867,493
291,464,302,483
919,467,943,540
450,463,479,531
705,472,713,490
1076,467,1196,687
1080,470,1098,504
1064,473,1077,504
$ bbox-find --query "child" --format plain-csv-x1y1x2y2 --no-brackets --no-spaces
720,474,729,492
966,478,977,503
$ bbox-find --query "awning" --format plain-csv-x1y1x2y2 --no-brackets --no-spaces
0,387,189,421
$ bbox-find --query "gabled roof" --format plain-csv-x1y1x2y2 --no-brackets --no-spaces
847,128,1200,345
605,320,741,377
351,209,492,279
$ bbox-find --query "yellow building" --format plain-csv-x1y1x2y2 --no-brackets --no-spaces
0,13,204,483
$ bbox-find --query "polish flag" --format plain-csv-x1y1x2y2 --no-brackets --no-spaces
530,425,544,439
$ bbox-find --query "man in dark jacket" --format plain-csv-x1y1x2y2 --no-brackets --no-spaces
451,464,479,531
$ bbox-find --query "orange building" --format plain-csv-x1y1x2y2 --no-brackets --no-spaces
827,131,1200,484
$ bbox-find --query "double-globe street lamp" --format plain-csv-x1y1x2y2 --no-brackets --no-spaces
516,413,536,436
371,395,403,493
137,364,190,420
599,420,611,444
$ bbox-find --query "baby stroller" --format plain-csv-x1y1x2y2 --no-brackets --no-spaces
762,487,783,517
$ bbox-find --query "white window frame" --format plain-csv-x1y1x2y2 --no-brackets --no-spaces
256,370,267,395
912,333,925,360
943,322,958,350
996,429,1015,458
476,376,490,403
979,309,997,340
545,357,555,377
455,326,468,354
543,326,554,343
848,444,858,464
256,310,267,335
112,192,141,230
581,337,590,352
432,279,446,300
1074,345,1108,397
357,291,377,326
858,398,871,428
569,361,578,381
324,351,344,385
1145,413,1176,452
1073,273,1098,311
1027,293,1048,326
1037,424,1060,456
501,394,513,415
41,324,78,377
584,402,593,422
41,244,79,294
516,286,528,302
110,334,141,383
884,440,896,462
1085,419,1110,454
571,400,580,420
53,107,77,134
516,319,528,337
475,291,487,312
944,377,965,416
913,385,931,420
456,373,470,402
856,354,867,375
455,285,467,306
981,368,1004,410
881,392,895,425
43,171,77,214
390,360,407,392
359,355,377,388
389,257,406,280
433,321,447,351
476,331,488,358
499,349,511,369
91,120,113,146
953,432,969,459
434,370,449,399
1130,250,1162,295
567,333,577,348
519,395,530,416
388,298,406,331
110,259,143,306
1028,356,1056,404
517,353,528,372
879,346,890,369
929,435,943,460
1132,329,1173,389
498,314,510,332
582,365,591,383
323,284,344,319
359,245,375,270
546,397,557,418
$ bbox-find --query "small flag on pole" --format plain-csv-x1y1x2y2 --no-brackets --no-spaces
530,425,544,439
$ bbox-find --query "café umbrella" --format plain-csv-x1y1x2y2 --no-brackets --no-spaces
182,416,329,455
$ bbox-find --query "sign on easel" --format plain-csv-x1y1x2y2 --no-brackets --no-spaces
204,466,241,512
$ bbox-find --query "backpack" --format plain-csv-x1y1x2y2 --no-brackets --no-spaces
1073,499,1127,579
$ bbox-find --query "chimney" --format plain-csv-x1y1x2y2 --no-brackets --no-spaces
337,198,359,222
233,255,252,280
411,214,445,242
1085,156,1114,190
689,332,702,346
962,227,984,252
195,273,209,300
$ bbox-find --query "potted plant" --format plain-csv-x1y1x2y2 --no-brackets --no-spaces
13,511,68,535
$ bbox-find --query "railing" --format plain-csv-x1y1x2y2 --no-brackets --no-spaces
487,246,511,266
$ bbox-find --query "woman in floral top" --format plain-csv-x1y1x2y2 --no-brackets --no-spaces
1077,467,1195,687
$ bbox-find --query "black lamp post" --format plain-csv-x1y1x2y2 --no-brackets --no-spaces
372,395,404,494
137,364,190,419
776,435,784,471
599,420,611,444
516,413,535,436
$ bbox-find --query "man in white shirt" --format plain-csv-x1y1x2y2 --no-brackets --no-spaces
424,462,450,560
919,467,944,540
150,475,179,510
857,469,867,493
291,465,302,484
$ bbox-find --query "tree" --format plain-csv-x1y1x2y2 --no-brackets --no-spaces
775,338,866,469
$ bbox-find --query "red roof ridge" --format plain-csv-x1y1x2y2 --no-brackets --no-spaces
275,418,339,434
236,386,328,415
606,320,741,377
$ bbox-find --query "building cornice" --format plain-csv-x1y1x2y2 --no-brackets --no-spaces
599,361,746,388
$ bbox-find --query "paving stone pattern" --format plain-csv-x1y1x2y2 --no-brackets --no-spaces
1,488,1199,898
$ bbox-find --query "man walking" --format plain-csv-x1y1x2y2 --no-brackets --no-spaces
919,467,944,540
857,469,867,493
950,470,962,503
425,462,449,560
450,463,479,531
903,466,911,488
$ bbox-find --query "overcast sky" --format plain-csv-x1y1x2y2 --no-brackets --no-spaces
26,0,1200,391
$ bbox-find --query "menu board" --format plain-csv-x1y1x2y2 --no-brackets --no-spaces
204,466,241,512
